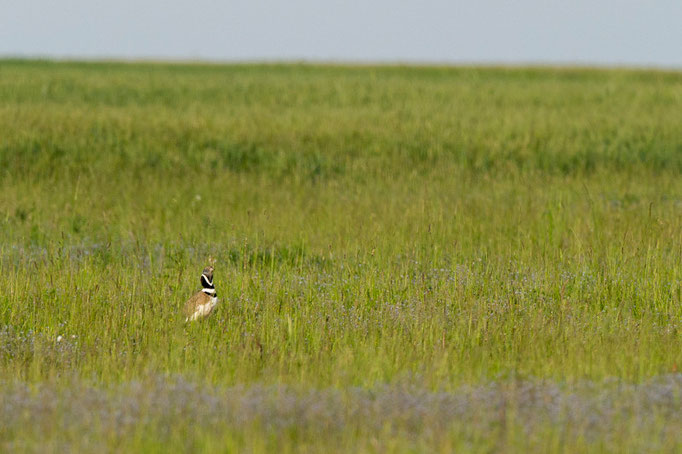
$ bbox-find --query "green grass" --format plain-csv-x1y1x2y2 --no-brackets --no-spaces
0,60,681,452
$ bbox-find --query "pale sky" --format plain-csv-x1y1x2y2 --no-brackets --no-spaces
2,0,681,67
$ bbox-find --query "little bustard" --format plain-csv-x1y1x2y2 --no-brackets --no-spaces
183,264,218,322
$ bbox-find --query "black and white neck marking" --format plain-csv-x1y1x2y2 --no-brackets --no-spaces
201,273,216,297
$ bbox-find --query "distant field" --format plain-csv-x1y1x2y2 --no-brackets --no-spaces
0,60,680,452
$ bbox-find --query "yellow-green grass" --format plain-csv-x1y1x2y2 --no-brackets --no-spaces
0,60,680,452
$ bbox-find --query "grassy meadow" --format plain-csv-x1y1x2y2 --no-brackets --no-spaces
0,60,681,452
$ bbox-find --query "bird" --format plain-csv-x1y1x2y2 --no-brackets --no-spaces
183,264,219,322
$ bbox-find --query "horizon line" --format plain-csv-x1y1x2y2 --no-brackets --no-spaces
2,55,681,72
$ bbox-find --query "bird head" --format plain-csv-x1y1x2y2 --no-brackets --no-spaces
201,265,214,288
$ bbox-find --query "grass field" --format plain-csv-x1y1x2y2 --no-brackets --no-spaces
0,60,681,452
